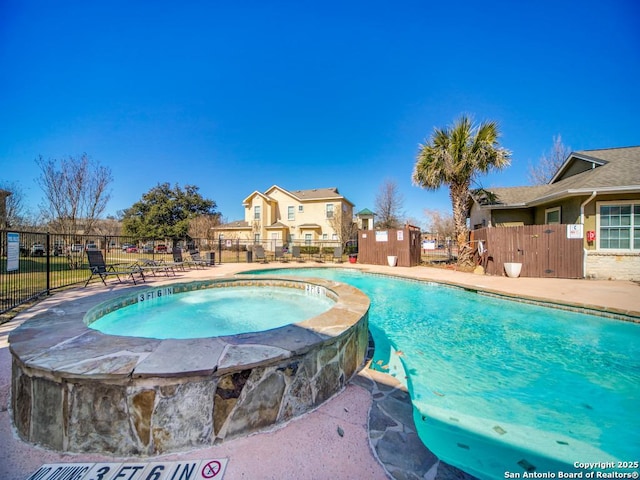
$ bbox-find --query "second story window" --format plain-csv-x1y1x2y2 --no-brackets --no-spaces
298,205,304,213
326,203,334,219
288,206,295,221
254,206,261,221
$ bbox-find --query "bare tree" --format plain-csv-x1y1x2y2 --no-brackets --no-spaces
327,206,358,249
93,217,123,237
528,135,571,185
423,209,455,241
188,214,221,242
374,179,405,229
0,181,32,228
36,153,112,236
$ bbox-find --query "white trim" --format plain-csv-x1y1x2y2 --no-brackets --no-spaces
545,206,561,224
595,200,640,252
326,203,334,219
549,152,606,184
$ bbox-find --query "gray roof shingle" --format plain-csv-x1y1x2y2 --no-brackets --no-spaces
473,146,640,208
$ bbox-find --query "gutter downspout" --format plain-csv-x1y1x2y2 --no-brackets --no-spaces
580,191,597,278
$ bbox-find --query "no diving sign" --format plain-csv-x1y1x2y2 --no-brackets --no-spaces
24,458,229,480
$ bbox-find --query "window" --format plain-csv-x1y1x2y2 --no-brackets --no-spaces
254,233,261,243
322,234,328,240
326,203,334,219
332,233,338,240
298,205,304,213
545,207,561,224
288,206,295,221
304,234,312,245
598,202,640,250
254,206,261,220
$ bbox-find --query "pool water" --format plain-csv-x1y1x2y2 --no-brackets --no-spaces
89,286,334,339
249,268,640,479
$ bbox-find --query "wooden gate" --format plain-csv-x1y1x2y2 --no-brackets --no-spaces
473,225,584,278
357,225,422,267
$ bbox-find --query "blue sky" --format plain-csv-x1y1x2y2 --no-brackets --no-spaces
1,0,638,227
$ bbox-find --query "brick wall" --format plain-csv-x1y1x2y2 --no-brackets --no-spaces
586,252,640,281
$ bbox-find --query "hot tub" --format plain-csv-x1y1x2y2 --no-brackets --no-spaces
9,276,369,455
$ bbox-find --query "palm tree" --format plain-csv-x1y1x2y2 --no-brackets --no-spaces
412,115,511,266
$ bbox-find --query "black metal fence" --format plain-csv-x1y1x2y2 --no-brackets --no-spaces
1,228,456,316
215,237,357,263
0,230,359,315
0,230,202,315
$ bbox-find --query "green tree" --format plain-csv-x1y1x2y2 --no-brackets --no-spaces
121,183,219,242
412,115,510,266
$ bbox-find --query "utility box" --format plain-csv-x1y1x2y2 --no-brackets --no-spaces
204,252,215,265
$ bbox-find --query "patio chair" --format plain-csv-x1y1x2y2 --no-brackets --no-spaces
332,246,343,263
291,246,305,263
254,245,269,263
137,258,176,277
275,246,289,262
169,246,188,270
188,250,213,268
85,250,144,287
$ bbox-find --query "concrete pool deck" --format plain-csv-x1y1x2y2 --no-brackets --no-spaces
1,262,638,480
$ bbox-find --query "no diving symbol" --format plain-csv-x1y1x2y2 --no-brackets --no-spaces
202,460,222,478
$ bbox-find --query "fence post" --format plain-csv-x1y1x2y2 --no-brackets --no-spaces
46,232,51,293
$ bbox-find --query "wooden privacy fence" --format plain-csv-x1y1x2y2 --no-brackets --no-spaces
357,225,422,267
472,225,584,278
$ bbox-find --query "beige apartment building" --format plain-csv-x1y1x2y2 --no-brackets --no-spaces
213,185,355,247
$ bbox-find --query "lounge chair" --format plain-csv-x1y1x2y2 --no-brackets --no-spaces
137,258,176,277
188,250,212,268
170,247,207,269
275,246,289,262
85,250,144,287
291,246,305,262
332,246,343,263
169,246,187,270
254,245,269,263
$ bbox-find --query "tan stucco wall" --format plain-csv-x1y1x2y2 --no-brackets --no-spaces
242,188,352,243
533,197,583,225
492,208,534,226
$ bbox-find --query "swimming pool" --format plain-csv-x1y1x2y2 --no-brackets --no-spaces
248,268,640,480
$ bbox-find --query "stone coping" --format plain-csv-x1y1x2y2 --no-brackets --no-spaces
9,276,370,382
9,276,371,455
352,269,640,323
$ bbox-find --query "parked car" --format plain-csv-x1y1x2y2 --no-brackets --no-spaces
30,243,45,256
121,243,135,251
85,243,98,251
142,244,154,254
154,244,168,253
70,244,83,252
126,246,138,253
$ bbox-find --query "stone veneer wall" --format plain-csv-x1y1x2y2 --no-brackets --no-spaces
10,277,369,456
586,252,640,280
